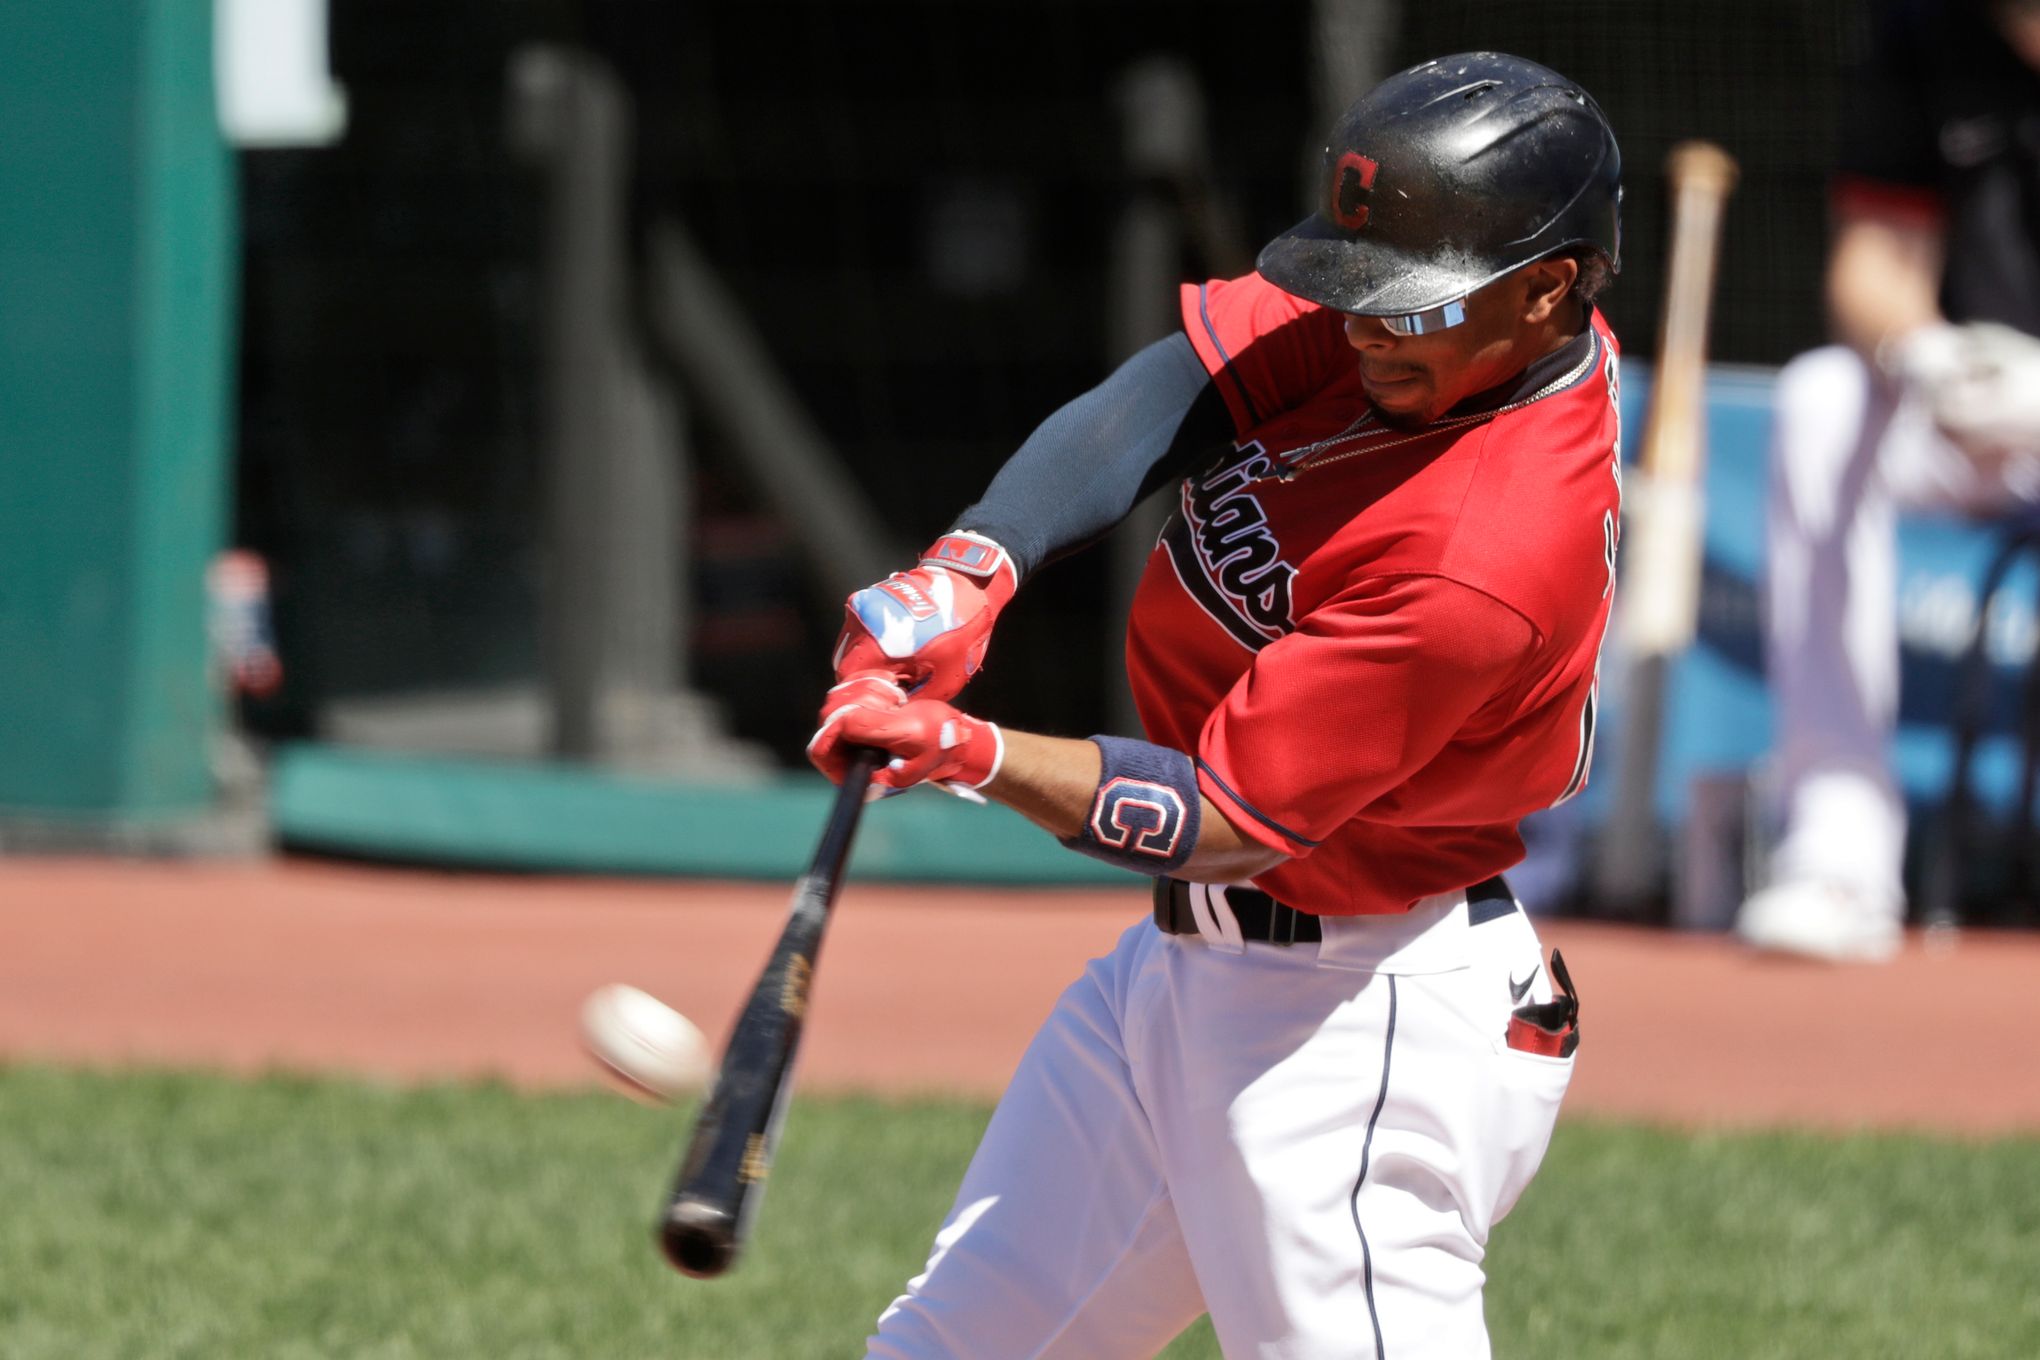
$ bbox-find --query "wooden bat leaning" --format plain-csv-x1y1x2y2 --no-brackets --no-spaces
659,745,884,1279
1592,140,1739,913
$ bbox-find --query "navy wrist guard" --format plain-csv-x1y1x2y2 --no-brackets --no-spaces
1059,736,1201,876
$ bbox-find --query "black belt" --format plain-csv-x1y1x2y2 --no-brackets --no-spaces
1152,875,1518,946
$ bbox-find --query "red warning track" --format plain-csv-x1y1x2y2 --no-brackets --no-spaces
3,858,2036,1134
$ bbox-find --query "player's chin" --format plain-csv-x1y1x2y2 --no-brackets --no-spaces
1363,375,1437,427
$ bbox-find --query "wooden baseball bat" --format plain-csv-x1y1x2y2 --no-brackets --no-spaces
1592,140,1739,912
659,746,884,1278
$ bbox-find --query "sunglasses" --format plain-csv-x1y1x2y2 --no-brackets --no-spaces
1377,298,1468,337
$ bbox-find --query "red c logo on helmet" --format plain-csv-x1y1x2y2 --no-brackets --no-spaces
1331,151,1379,230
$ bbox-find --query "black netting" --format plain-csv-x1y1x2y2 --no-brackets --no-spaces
238,0,1860,756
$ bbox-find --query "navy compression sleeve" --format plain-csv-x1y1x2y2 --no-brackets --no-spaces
952,332,1232,579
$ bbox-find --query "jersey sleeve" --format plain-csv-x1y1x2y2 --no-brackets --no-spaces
1194,574,1536,857
1179,273,1353,436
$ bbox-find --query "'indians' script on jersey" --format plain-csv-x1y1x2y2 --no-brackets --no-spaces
1161,444,1298,648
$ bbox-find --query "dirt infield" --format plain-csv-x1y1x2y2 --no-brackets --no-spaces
3,857,2036,1133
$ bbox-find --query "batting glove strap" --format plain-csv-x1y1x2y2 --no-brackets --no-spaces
929,719,1005,803
921,530,1018,594
1058,736,1202,877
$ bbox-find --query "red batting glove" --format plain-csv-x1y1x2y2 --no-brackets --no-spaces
807,674,907,786
832,532,1017,701
807,675,1004,796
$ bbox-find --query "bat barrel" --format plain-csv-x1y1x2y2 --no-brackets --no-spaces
1665,139,1739,198
661,1196,739,1278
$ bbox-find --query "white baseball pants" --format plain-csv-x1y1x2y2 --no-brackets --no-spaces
865,887,1573,1360
1762,345,2040,909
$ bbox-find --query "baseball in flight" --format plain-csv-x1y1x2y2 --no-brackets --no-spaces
580,983,712,1102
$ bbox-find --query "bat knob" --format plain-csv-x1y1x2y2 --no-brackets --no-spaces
660,1197,739,1278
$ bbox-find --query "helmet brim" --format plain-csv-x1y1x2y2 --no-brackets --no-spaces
1256,214,1500,317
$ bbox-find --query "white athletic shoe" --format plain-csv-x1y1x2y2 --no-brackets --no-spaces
1734,879,1902,963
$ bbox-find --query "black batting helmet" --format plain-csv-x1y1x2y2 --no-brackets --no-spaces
1257,52,1622,317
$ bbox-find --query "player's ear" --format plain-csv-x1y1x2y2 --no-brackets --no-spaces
1520,256,1579,324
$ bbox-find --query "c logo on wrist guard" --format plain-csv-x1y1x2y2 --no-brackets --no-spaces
1091,779,1189,859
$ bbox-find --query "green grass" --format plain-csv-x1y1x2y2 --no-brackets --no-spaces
0,1066,2034,1359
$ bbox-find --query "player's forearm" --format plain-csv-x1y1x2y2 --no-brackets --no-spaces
1827,212,1945,359
987,729,1286,882
954,332,1225,578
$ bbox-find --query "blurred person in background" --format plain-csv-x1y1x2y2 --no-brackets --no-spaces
1736,0,2040,961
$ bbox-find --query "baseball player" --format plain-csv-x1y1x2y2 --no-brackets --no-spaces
1735,0,2040,962
810,53,1619,1358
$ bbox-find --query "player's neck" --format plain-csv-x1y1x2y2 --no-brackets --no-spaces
1530,297,1591,360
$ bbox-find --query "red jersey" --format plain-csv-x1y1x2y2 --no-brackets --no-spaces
1125,273,1623,916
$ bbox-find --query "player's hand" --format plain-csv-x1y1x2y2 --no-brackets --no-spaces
1879,322,1967,397
807,674,1003,797
832,532,1017,701
1884,323,2040,462
1929,323,2040,458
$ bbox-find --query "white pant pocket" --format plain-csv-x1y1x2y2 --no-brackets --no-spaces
1485,1039,1575,1221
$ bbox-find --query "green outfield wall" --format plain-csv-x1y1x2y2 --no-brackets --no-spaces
271,744,1139,886
0,1,235,820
